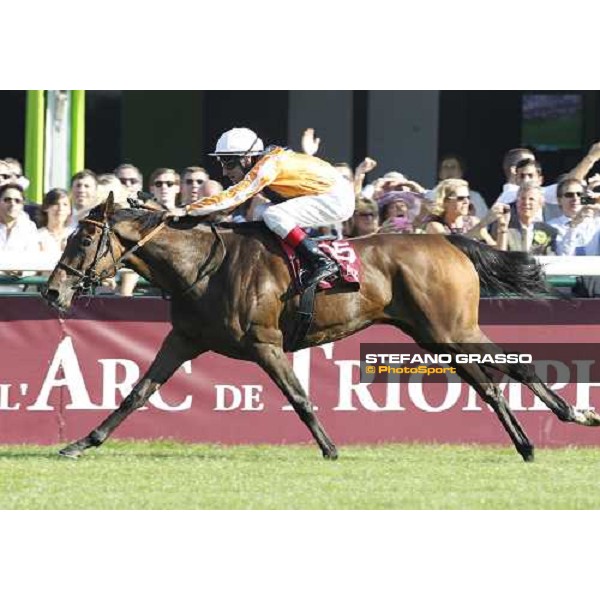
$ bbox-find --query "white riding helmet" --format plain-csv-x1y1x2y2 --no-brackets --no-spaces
209,127,264,156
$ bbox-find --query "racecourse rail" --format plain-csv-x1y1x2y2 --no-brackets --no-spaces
0,253,596,292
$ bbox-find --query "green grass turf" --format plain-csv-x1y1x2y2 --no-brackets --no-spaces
1,440,599,509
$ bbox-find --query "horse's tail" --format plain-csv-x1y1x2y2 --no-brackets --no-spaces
446,235,551,298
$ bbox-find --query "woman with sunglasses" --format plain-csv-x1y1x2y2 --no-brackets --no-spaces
346,197,380,238
425,178,482,235
167,127,355,289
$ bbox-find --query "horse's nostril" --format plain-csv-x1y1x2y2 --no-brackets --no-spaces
44,288,59,304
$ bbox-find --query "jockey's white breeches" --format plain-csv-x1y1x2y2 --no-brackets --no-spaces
261,177,355,238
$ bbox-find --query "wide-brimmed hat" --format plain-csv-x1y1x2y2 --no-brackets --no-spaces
377,191,421,212
381,171,406,181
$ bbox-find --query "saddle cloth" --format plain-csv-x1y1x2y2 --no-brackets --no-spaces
279,238,361,291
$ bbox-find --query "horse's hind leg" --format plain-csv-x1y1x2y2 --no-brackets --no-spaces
453,362,534,462
399,321,534,460
252,342,338,459
465,330,600,427
59,330,206,458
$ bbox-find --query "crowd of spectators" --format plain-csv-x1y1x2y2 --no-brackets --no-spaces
296,132,600,262
292,131,600,298
2,129,600,295
0,158,225,294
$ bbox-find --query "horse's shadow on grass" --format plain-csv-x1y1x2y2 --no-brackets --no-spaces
0,451,51,460
50,451,237,462
47,450,307,462
0,449,232,461
0,445,526,464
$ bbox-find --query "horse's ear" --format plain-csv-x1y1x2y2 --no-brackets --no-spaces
104,191,115,217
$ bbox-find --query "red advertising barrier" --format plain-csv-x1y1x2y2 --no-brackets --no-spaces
3,296,600,447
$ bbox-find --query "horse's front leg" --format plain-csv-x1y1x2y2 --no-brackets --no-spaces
59,330,206,458
252,342,338,459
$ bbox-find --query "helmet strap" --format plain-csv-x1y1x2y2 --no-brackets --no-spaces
240,155,254,174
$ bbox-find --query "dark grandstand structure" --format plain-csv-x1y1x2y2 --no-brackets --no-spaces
1,90,598,201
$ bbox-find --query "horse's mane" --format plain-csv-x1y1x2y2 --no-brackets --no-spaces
88,202,271,242
112,207,165,229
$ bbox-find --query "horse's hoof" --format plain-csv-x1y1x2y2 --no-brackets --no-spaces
58,446,83,459
322,447,338,460
521,447,535,463
582,409,600,427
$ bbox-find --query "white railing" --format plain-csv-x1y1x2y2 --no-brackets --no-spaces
0,252,139,296
0,253,597,277
0,252,59,271
536,256,600,276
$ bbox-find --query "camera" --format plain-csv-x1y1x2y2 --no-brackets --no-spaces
581,195,596,206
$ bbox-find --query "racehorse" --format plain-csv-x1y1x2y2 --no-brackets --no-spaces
42,193,600,462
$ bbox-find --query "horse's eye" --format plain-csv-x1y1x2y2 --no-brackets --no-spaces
81,238,92,248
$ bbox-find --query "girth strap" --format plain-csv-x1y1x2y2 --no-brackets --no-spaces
286,283,317,352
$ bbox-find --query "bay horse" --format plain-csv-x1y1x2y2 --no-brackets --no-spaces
43,193,600,462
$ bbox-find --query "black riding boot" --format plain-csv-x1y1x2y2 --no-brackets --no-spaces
296,237,339,288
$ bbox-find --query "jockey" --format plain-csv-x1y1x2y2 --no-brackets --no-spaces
168,127,355,288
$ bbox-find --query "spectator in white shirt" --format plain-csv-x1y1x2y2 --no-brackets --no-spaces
0,184,40,286
549,178,600,256
495,142,600,216
0,183,39,253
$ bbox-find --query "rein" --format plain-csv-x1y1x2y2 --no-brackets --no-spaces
59,212,226,297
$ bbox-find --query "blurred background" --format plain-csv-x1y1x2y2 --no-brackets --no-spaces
4,90,599,202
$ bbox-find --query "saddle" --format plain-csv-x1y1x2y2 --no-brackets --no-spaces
278,237,361,293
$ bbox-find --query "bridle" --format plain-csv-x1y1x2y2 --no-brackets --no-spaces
58,208,227,296
58,213,168,295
